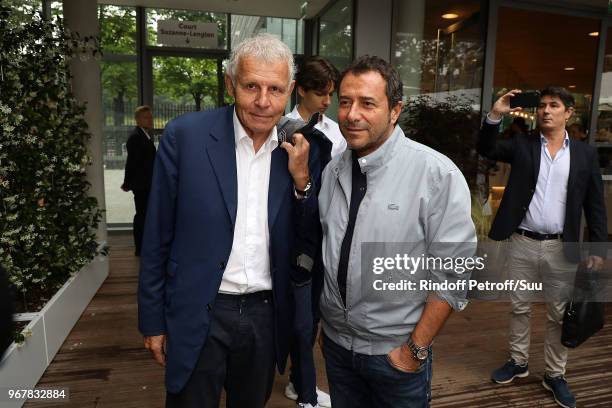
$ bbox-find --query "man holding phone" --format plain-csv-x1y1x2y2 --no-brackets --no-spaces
478,87,607,408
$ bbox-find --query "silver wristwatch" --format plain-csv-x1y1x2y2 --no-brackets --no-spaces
406,337,429,361
295,177,313,199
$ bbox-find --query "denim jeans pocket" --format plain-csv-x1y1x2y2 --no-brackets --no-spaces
382,354,427,376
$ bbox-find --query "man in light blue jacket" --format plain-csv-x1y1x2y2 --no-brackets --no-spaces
318,55,476,408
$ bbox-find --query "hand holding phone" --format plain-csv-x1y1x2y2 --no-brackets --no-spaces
509,91,541,109
490,89,535,120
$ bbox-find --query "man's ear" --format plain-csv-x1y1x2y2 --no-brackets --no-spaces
390,101,403,125
289,80,296,95
225,74,235,98
297,85,305,98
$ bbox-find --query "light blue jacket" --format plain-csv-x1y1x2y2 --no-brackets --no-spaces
319,125,477,355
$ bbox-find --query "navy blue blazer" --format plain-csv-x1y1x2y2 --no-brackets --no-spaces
477,121,607,259
138,106,323,393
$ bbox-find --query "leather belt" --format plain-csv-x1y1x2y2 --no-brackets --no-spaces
516,228,562,241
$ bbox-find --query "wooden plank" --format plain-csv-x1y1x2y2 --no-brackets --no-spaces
26,233,612,407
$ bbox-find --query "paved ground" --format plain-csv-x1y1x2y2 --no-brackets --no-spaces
104,169,134,224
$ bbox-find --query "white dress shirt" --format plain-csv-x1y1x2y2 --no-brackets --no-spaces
139,127,152,140
485,114,570,234
287,105,347,158
518,133,570,234
218,110,277,294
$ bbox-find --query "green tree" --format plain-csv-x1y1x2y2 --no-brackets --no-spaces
155,57,218,111
98,5,137,126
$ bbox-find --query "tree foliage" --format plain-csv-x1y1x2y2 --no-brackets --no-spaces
0,3,104,301
400,95,482,191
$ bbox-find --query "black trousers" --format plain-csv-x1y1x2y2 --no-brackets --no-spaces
132,189,149,255
289,284,318,405
166,291,276,408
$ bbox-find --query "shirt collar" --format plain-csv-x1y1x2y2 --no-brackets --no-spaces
539,130,570,148
287,105,301,120
139,127,151,140
353,125,403,173
289,104,328,128
233,108,278,149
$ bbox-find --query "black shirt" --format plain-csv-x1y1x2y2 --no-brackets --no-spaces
337,153,367,306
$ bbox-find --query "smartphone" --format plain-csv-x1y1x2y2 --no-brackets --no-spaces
510,91,541,109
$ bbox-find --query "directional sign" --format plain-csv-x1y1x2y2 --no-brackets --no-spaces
157,20,217,48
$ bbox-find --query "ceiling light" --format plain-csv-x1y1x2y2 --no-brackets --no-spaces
569,85,576,89
564,67,575,71
589,31,599,37
442,13,459,19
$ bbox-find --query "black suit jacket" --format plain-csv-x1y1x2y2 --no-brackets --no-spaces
477,121,607,250
123,127,156,191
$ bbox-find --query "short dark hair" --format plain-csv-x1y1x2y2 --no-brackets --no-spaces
295,56,339,93
339,55,403,108
540,86,575,110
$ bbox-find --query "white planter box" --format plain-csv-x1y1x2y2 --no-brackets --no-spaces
0,250,109,407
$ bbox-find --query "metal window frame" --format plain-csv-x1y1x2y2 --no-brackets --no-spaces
315,0,355,60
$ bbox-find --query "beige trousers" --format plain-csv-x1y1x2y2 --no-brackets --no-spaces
506,233,577,376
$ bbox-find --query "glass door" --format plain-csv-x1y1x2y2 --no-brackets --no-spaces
151,55,223,131
489,6,600,194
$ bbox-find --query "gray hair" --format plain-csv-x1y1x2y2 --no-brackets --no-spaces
227,33,295,87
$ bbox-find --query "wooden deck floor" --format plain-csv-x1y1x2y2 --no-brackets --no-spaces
26,233,612,407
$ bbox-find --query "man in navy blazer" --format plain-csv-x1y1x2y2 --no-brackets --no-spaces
138,34,323,408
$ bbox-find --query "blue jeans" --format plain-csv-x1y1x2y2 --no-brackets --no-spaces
322,333,432,408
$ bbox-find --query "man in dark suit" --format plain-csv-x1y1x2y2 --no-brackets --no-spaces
122,105,156,256
478,87,607,408
138,33,323,408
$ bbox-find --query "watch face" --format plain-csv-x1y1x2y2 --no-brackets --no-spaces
416,349,429,360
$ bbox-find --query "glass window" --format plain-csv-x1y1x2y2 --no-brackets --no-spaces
152,56,220,128
318,0,353,120
391,0,485,191
596,27,612,174
147,8,228,49
493,7,598,140
488,7,599,221
230,15,303,53
98,5,138,225
297,19,304,55
99,4,137,55
101,59,138,225
318,0,353,71
392,0,484,104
